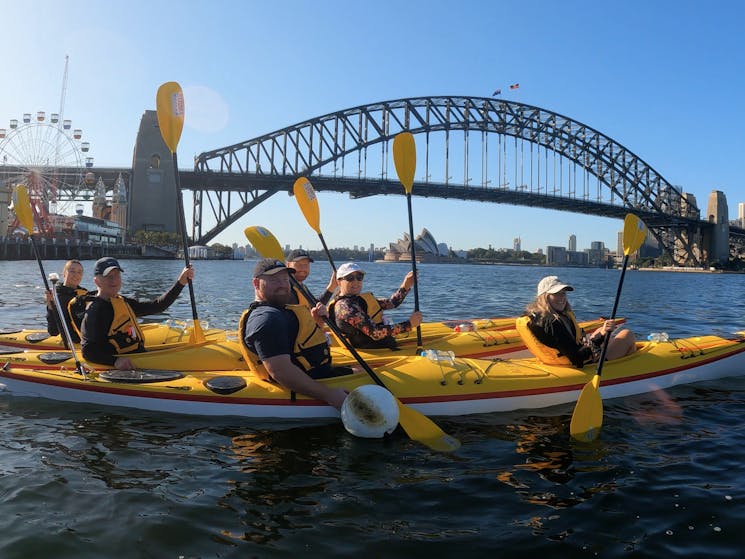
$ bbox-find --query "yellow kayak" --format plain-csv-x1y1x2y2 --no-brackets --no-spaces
0,317,615,372
1,333,743,419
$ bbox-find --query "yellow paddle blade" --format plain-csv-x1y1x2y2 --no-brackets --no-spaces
10,185,34,232
188,319,206,344
244,226,285,260
293,177,322,234
622,214,647,256
393,132,416,194
396,400,461,452
569,374,603,442
156,81,185,153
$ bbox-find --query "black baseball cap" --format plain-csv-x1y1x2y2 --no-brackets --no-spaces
287,249,314,262
253,258,296,278
94,257,123,276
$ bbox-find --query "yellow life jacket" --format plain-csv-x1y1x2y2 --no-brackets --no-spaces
66,288,92,339
69,295,145,354
238,303,331,381
106,296,146,354
515,313,582,367
291,284,313,308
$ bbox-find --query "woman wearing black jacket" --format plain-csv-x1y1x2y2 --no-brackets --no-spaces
525,275,636,368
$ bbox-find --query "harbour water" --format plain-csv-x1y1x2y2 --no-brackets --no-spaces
0,259,743,558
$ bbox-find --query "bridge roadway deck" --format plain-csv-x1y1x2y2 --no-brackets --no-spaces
11,166,716,233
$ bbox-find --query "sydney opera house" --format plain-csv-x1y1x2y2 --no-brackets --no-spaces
382,228,462,263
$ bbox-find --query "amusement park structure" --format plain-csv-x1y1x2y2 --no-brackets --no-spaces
0,56,123,241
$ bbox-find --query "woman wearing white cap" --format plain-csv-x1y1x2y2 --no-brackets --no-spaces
523,275,636,368
330,262,422,349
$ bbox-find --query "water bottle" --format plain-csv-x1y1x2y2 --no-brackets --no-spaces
454,322,475,333
421,349,456,365
647,332,669,342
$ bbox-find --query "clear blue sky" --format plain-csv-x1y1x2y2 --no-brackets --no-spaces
2,0,744,253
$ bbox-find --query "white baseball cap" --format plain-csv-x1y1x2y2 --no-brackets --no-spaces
537,275,574,296
336,262,364,279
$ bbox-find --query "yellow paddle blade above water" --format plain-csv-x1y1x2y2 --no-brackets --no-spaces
156,81,185,153
393,132,416,194
11,185,34,232
293,177,321,233
622,214,647,256
244,226,285,261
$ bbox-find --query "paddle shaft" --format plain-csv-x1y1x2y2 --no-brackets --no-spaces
171,151,200,322
49,276,87,379
595,252,629,377
290,277,389,389
28,234,68,339
405,193,422,347
317,233,337,274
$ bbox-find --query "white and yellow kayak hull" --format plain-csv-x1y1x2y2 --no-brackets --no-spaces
1,333,743,419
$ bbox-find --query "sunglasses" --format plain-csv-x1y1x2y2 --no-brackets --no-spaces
342,273,365,282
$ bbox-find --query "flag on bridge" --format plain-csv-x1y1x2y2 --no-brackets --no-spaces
509,83,520,90
492,89,501,96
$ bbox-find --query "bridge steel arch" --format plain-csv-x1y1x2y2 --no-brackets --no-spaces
192,96,706,265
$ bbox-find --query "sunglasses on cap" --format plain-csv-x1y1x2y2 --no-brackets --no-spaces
341,273,365,282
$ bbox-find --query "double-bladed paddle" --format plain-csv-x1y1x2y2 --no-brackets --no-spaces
392,132,423,349
292,177,336,274
10,185,87,378
570,213,647,442
155,82,205,343
244,225,460,452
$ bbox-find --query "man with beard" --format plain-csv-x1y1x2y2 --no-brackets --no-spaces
239,258,348,409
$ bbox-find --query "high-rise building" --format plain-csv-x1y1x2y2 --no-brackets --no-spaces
546,246,566,265
739,202,745,227
513,237,521,252
568,234,576,252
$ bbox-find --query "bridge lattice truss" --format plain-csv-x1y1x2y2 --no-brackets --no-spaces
193,96,706,265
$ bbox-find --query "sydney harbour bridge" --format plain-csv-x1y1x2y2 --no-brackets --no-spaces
4,96,744,266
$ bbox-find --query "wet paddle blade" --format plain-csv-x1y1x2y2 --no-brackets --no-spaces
11,185,34,232
293,177,321,234
623,214,647,256
570,374,603,442
244,226,285,260
188,319,206,344
156,81,185,153
397,400,461,452
393,132,416,194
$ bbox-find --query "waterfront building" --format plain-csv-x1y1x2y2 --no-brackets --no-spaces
546,245,566,265
567,250,589,266
568,234,577,252
739,202,745,228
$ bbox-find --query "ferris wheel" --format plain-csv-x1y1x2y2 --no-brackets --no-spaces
0,111,93,235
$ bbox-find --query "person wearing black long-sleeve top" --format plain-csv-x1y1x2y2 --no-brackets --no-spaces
525,275,636,368
45,259,88,344
81,257,194,369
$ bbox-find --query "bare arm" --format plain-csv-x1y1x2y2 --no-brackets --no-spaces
263,354,347,409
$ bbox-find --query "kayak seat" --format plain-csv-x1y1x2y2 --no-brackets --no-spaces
515,316,572,366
